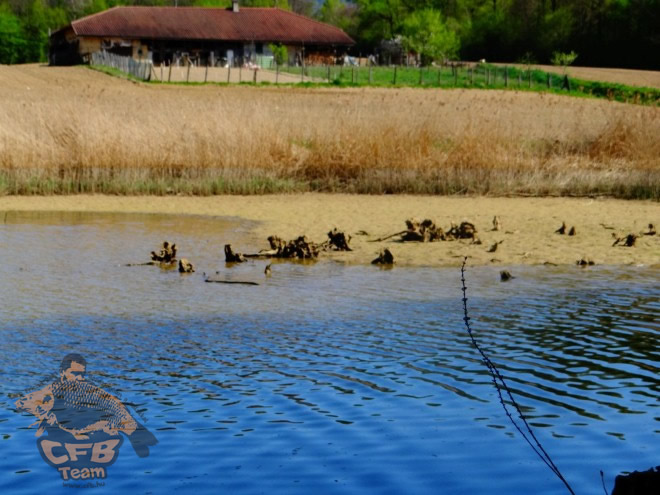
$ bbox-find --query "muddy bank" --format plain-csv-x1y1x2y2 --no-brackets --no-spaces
1,195,658,267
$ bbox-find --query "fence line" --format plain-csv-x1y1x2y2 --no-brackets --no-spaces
90,51,153,81
90,52,574,92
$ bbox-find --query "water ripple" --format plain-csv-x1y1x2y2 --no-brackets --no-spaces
0,212,658,494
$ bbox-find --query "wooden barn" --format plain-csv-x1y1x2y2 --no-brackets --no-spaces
49,2,354,66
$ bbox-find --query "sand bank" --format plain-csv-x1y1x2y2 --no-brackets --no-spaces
1,195,658,267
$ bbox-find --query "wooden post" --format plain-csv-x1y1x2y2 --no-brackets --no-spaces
393,65,397,85
437,66,441,86
239,65,242,83
160,63,163,82
356,64,359,84
204,61,208,83
253,68,257,83
368,63,372,84
454,66,458,85
276,63,279,84
419,66,423,85
547,73,551,89
504,66,508,87
227,65,231,83
186,59,191,83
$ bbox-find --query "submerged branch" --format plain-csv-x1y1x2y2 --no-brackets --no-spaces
460,257,576,495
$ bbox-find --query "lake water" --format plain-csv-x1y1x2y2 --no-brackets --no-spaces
0,211,658,495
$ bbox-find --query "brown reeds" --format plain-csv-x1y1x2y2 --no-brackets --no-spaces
0,65,658,198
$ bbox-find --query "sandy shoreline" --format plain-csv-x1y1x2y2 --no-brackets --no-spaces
1,194,658,268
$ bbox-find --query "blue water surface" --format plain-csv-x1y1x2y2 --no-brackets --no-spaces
0,212,658,495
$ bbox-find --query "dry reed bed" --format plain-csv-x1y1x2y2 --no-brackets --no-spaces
0,65,658,197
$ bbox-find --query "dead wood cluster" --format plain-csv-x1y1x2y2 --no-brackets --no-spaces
151,241,177,263
399,218,478,242
265,235,320,259
325,228,352,251
612,233,638,247
224,229,354,263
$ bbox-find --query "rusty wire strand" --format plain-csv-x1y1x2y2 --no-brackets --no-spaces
460,257,576,495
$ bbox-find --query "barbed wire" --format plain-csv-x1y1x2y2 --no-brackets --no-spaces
460,257,576,495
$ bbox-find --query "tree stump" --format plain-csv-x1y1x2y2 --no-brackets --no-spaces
224,244,247,262
178,258,195,273
151,241,177,263
327,228,352,251
372,249,395,265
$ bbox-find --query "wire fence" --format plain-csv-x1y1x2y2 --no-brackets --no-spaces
91,51,153,81
90,51,573,93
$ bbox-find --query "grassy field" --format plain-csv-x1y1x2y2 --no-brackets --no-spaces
0,64,658,198
276,64,660,106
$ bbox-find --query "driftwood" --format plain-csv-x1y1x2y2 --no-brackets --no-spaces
371,248,394,265
371,218,478,243
487,240,504,253
446,221,478,240
151,241,177,263
326,228,352,251
401,218,447,242
178,258,195,273
612,233,638,247
225,235,321,261
368,230,407,242
205,278,259,286
224,244,247,262
267,235,320,259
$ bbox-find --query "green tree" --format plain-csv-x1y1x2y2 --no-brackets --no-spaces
356,0,407,42
241,0,290,8
0,3,25,63
22,0,49,61
318,0,358,35
551,49,577,73
401,8,459,64
268,42,287,64
192,0,230,6
81,0,108,16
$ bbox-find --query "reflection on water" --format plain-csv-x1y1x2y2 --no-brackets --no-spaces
0,211,658,494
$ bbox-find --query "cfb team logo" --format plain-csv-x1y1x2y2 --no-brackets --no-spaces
15,354,157,484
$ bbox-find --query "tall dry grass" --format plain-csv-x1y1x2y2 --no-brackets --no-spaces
0,65,658,198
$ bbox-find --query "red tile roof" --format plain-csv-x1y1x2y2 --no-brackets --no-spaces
70,6,354,45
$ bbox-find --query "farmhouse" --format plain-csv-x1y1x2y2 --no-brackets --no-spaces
49,2,354,67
